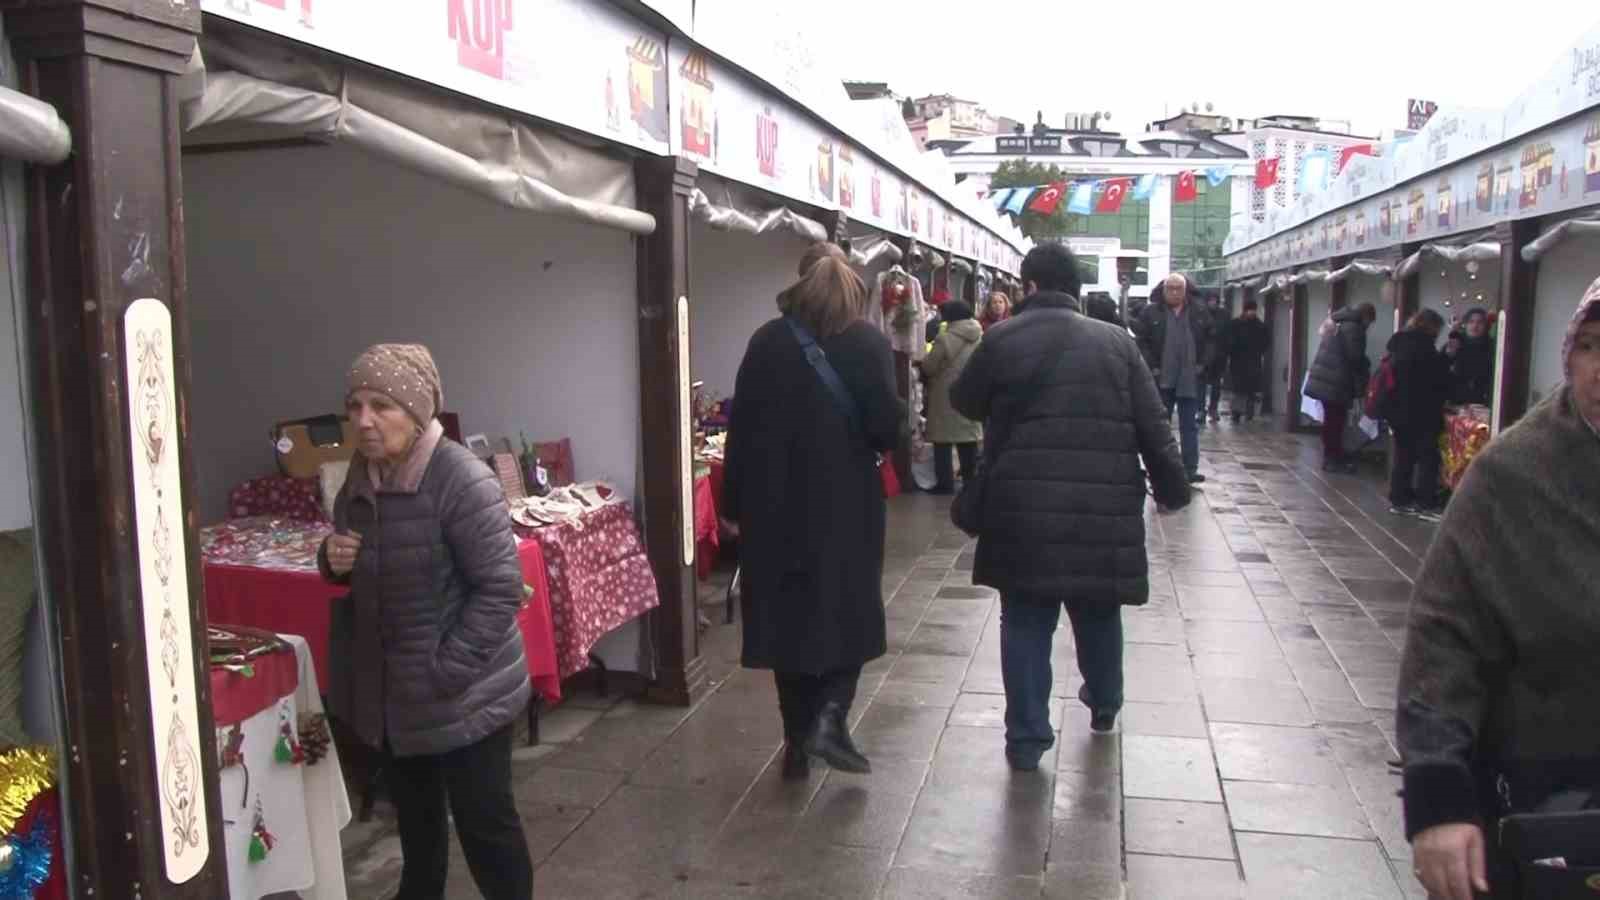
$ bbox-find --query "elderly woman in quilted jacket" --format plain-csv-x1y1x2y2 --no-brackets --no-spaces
1398,281,1600,900
319,343,532,900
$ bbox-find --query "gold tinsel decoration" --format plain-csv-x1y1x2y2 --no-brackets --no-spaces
0,746,57,838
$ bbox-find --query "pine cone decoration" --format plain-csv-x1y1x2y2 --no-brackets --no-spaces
298,714,332,766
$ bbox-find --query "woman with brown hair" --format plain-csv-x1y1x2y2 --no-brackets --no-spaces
979,290,1012,331
722,242,900,779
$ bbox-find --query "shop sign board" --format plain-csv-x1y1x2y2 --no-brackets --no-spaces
1226,109,1599,279
124,298,210,883
1407,99,1438,131
201,0,673,156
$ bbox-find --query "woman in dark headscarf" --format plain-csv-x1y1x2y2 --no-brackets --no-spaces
1398,279,1600,900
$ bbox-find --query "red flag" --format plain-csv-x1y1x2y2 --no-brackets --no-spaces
1028,181,1066,215
1255,158,1280,188
1175,170,1197,203
1096,178,1132,213
1337,143,1375,174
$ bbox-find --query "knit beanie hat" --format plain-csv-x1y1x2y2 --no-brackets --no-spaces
347,343,443,427
1563,277,1600,380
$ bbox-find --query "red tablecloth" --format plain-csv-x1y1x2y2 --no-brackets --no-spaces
531,503,661,679
210,643,300,727
204,537,561,703
707,460,725,512
694,474,719,580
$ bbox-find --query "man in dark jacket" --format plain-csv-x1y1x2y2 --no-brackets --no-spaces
1225,299,1270,422
1383,311,1452,519
1199,293,1230,426
952,243,1190,772
1304,302,1376,472
1133,273,1215,482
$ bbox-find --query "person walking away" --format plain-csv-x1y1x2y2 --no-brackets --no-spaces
1304,301,1377,472
1383,310,1451,520
918,299,984,494
1134,273,1215,483
1199,294,1230,426
979,291,1012,331
721,242,900,780
319,344,533,900
1397,278,1600,900
1448,308,1495,406
1225,299,1270,423
952,243,1190,771
1084,291,1122,328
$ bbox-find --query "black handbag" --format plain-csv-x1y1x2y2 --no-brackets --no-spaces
951,348,1060,536
1499,788,1600,899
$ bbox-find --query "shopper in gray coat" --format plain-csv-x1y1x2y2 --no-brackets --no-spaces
320,342,532,900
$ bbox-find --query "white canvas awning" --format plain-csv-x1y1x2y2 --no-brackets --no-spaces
687,174,827,243
1395,241,1501,280
1326,259,1395,283
184,22,654,235
1522,215,1600,262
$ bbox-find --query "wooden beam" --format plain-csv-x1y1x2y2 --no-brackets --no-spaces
3,1,228,895
633,155,707,707
1494,218,1541,428
1288,280,1310,433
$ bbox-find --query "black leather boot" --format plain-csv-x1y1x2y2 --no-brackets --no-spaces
803,702,871,774
781,743,810,781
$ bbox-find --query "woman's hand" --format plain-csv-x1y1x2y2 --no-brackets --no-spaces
1412,822,1488,900
326,531,363,576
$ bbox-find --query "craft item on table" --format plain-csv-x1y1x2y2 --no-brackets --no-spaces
507,481,620,528
0,785,58,900
532,438,576,487
247,794,275,864
229,474,328,523
297,713,331,766
201,517,332,572
208,624,292,673
217,722,250,807
274,700,305,765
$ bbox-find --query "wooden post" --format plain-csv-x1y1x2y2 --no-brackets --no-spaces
1494,218,1541,428
1251,286,1273,415
1288,279,1310,433
1329,257,1350,311
3,1,227,894
634,156,707,707
1397,243,1422,328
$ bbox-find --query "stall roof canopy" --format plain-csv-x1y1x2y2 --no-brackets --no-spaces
192,0,1026,272
1224,17,1600,279
184,21,653,235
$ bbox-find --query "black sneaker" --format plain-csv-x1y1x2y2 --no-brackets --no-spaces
1187,472,1207,484
1005,749,1043,772
1412,507,1444,523
1090,711,1119,735
1389,503,1418,517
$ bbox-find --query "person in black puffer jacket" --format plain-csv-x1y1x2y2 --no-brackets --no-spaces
1448,307,1495,406
952,243,1189,772
320,343,531,900
1383,310,1452,518
1305,302,1377,471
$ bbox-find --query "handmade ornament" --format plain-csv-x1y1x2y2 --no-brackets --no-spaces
274,701,304,765
0,747,55,839
881,278,909,314
297,714,331,767
0,790,56,899
246,795,275,864
217,723,250,807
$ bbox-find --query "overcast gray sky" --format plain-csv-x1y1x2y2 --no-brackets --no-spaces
818,0,1593,137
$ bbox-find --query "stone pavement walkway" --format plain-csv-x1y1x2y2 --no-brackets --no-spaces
343,421,1442,899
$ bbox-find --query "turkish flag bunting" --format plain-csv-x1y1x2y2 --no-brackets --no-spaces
1175,170,1198,203
1097,178,1132,213
1028,181,1067,215
1337,144,1375,173
1255,158,1280,188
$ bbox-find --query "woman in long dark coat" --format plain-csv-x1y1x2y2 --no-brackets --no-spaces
721,242,900,780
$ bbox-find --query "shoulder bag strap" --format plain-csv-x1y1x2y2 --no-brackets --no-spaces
785,316,863,437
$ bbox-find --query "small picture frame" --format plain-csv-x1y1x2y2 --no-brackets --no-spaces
465,433,491,456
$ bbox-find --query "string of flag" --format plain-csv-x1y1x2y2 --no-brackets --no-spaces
988,168,1231,216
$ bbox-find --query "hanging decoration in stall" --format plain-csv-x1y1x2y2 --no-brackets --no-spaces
0,747,61,899
989,168,1229,217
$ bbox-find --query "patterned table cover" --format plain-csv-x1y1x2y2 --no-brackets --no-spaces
228,475,327,524
530,503,661,679
1440,406,1492,492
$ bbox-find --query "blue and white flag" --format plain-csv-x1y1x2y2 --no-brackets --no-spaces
1132,174,1159,201
1205,166,1230,187
1298,152,1333,195
1066,182,1095,215
990,188,1014,209
1004,188,1033,214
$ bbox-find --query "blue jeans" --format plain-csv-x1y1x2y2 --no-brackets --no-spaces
1161,389,1201,475
999,595,1124,759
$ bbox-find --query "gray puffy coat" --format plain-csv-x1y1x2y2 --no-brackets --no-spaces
951,291,1191,605
319,421,530,757
1304,306,1372,404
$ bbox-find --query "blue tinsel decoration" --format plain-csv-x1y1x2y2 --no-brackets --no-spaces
0,815,55,898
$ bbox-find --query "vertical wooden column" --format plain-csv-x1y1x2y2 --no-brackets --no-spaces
3,1,226,895
1397,244,1422,328
1329,258,1350,311
1288,280,1310,433
1494,218,1541,428
1252,286,1273,414
634,156,706,707
962,261,977,304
